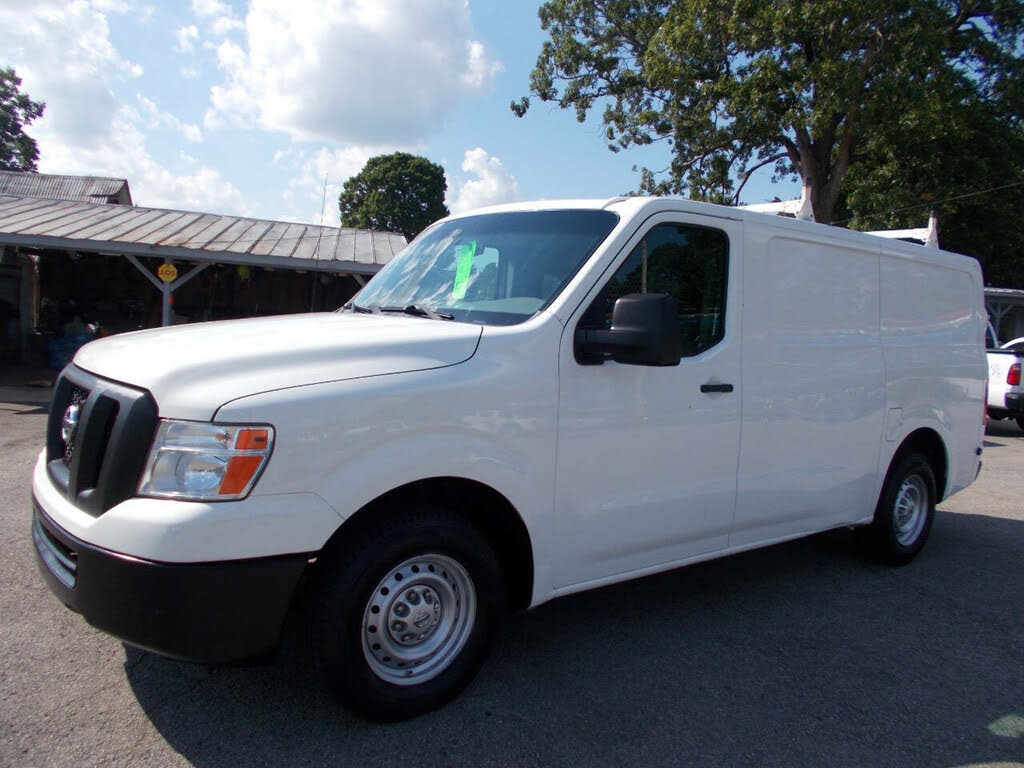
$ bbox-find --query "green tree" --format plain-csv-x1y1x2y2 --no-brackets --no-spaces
838,80,1024,286
338,152,449,240
512,0,1023,224
0,67,45,172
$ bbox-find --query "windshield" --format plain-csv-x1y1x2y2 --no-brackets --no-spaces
345,209,619,326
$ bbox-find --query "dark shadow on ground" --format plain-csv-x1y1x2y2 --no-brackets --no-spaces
126,511,1024,768
986,418,1024,438
0,404,49,415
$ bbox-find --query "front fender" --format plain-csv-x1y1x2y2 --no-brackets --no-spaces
315,430,541,526
216,339,562,598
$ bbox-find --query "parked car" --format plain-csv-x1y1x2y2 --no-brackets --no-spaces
31,197,987,720
987,346,1024,428
1000,336,1024,352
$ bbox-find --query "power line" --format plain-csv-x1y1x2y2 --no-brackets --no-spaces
833,179,1024,225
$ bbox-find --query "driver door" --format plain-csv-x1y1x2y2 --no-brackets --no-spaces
552,213,743,590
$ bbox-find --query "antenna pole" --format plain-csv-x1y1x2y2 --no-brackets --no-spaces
311,170,328,311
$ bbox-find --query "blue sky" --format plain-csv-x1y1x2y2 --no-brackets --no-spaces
5,0,800,228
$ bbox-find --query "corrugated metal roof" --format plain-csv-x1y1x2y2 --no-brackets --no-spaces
985,287,1024,299
0,171,132,205
0,194,405,274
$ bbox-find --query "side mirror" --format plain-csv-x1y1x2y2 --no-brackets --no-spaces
575,293,682,366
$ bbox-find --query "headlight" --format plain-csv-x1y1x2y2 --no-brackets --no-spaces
138,420,275,501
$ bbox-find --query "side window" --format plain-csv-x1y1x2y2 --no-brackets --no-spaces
581,223,729,357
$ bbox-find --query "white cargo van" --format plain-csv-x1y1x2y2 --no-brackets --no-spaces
32,197,987,720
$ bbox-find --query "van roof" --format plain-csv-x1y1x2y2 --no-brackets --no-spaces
447,196,977,271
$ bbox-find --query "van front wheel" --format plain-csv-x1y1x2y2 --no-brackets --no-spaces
313,507,502,721
858,453,936,565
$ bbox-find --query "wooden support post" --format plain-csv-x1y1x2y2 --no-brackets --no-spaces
124,255,210,326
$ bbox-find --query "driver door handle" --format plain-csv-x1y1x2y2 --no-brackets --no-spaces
700,382,734,393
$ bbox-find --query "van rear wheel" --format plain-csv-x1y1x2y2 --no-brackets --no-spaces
857,453,936,565
312,507,502,721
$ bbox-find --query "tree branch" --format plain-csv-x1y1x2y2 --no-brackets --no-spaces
732,152,790,204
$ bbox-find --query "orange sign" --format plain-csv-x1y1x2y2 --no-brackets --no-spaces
157,263,178,283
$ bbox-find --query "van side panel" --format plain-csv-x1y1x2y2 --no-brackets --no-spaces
879,250,985,497
732,231,885,546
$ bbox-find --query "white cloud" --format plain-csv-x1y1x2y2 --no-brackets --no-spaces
285,145,402,226
3,0,246,216
191,0,232,16
135,95,203,143
272,147,304,168
190,0,244,36
204,0,501,145
39,107,248,214
93,0,142,12
182,124,203,143
175,24,199,53
448,148,520,214
1,0,139,150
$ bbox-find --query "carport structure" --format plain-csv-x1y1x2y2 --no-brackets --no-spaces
986,287,1024,342
0,194,405,335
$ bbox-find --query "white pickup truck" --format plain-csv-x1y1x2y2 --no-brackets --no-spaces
986,333,1024,428
31,197,987,720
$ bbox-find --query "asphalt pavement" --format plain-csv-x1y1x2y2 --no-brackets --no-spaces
1,391,1021,768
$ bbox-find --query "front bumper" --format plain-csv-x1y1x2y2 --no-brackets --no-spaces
32,499,308,663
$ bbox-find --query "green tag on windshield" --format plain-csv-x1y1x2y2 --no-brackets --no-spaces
452,240,477,300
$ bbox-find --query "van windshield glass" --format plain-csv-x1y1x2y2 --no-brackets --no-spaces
345,210,619,326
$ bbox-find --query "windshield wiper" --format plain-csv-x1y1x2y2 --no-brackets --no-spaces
379,304,454,321
346,303,378,314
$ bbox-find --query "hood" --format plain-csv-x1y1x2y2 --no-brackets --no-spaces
73,312,482,420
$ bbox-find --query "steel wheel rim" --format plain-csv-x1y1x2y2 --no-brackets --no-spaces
893,474,928,546
361,553,476,686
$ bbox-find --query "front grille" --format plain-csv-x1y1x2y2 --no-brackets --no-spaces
62,387,90,466
33,511,77,589
46,366,158,517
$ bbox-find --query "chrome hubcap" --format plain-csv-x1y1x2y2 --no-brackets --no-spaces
361,554,475,686
388,585,441,645
894,474,928,546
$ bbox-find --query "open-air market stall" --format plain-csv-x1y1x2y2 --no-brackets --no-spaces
0,193,404,366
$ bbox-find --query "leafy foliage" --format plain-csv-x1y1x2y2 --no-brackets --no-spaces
839,82,1024,286
338,152,449,240
513,1,1023,224
0,67,44,172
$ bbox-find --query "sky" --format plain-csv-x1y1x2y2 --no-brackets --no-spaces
3,0,801,229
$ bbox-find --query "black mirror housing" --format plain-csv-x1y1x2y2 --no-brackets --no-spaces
575,293,682,366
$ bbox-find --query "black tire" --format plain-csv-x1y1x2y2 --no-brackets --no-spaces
312,506,503,721
1016,415,1024,431
857,453,936,565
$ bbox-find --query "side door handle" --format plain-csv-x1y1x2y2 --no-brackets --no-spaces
700,382,734,394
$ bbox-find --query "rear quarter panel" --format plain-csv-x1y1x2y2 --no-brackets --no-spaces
878,246,986,498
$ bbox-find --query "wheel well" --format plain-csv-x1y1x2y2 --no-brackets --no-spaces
321,477,535,612
891,428,948,501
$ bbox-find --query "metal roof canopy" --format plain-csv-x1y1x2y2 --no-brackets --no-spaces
0,194,405,275
0,171,132,205
0,193,406,326
985,287,1024,332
